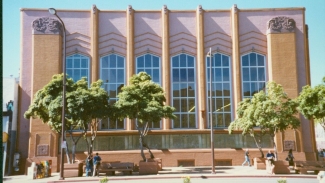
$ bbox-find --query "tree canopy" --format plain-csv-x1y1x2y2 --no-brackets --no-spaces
228,81,300,158
297,76,325,130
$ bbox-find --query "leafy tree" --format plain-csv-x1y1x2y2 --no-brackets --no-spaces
297,77,325,131
114,72,176,161
24,74,110,162
228,82,300,159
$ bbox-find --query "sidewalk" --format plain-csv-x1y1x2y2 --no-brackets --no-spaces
3,166,318,183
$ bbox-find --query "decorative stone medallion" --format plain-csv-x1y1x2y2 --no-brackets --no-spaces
32,17,62,35
37,144,49,156
267,16,296,33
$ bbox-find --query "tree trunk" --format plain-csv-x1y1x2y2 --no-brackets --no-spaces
64,131,71,164
270,133,277,160
252,135,264,158
71,145,76,164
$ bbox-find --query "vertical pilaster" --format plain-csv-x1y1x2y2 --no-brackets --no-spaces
196,5,206,129
30,17,62,172
231,4,241,116
266,16,303,154
126,5,135,130
91,5,99,82
162,5,171,130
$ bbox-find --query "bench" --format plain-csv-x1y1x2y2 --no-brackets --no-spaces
254,157,266,170
266,160,290,174
294,161,325,174
99,162,134,176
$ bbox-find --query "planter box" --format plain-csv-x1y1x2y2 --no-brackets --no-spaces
254,157,266,170
64,162,83,177
139,160,158,175
266,160,290,174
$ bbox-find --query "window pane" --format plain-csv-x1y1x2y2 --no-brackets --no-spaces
109,84,117,98
188,98,195,112
81,59,88,68
173,99,180,112
180,69,187,82
67,59,73,68
181,99,187,112
242,55,249,66
250,53,257,66
242,68,250,81
81,69,87,78
214,83,222,97
257,55,264,66
222,55,229,66
102,57,108,68
224,98,231,112
172,56,179,67
109,55,117,68
180,54,186,67
188,56,194,67
189,114,196,128
137,56,144,68
188,83,195,97
243,83,250,97
145,69,151,76
215,68,222,81
152,56,159,67
117,56,124,68
181,114,188,128
172,69,179,82
152,69,159,83
250,68,257,81
214,54,221,67
117,69,124,83
180,83,187,97
225,113,231,127
102,69,109,83
223,83,230,96
74,59,80,68
188,69,194,82
145,54,151,67
223,68,229,81
258,68,265,81
173,114,180,128
110,69,117,83
251,82,258,96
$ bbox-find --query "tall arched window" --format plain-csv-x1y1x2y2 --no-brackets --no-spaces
100,54,125,130
206,53,232,128
66,54,90,83
241,52,266,99
136,53,161,128
171,54,196,129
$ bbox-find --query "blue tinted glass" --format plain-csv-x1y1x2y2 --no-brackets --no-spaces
109,55,117,68
172,69,179,82
250,53,257,66
188,83,195,97
214,54,221,67
81,69,87,78
117,56,124,68
242,55,249,66
66,69,73,79
188,56,194,67
172,56,179,67
251,82,258,96
214,83,222,97
102,57,108,68
102,69,108,83
152,69,159,83
258,82,266,91
223,83,230,96
74,69,80,81
109,69,116,83
137,56,144,67
250,68,257,81
74,59,80,68
67,59,73,68
206,69,211,82
257,55,264,66
145,54,151,67
152,56,159,67
258,68,265,81
223,68,229,81
206,57,211,67
242,68,250,81
173,84,179,97
180,54,186,67
180,69,187,82
222,55,229,66
145,69,151,76
137,68,144,73
81,59,88,68
188,69,194,82
243,83,250,96
215,68,222,81
117,69,124,83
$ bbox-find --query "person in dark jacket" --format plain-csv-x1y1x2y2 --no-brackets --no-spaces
92,153,102,177
85,155,93,177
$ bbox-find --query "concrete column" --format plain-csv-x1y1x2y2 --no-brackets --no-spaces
126,5,135,130
91,5,99,82
231,4,241,116
266,16,306,156
30,17,62,172
196,5,206,130
162,5,171,130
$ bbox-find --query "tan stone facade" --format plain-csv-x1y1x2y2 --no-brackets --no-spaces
18,5,314,174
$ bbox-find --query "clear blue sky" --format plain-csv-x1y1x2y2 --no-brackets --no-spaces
3,0,325,86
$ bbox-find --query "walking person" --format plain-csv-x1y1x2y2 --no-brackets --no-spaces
242,149,251,166
85,155,93,177
92,153,102,177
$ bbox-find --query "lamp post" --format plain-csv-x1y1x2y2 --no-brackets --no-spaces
207,47,215,174
48,8,66,180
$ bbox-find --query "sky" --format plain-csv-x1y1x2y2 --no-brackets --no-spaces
3,0,325,86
